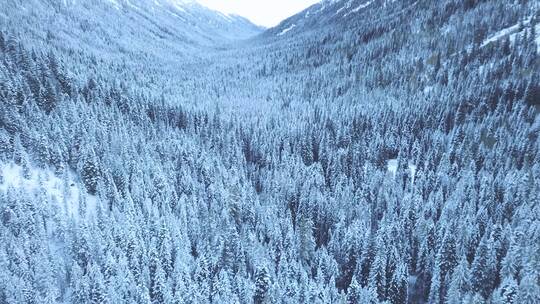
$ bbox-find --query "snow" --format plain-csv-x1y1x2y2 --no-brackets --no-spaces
387,159,417,183
0,162,96,221
124,0,142,11
481,23,523,47
343,1,373,17
277,24,296,36
334,0,353,16
217,12,234,23
106,0,121,10
536,23,540,51
387,159,398,175
321,0,342,7
336,6,347,15
482,18,540,52
318,0,340,13
166,9,187,21
170,2,187,13
423,85,434,94
410,164,417,182
351,1,373,13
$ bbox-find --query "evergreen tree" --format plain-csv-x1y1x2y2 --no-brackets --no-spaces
298,215,316,265
150,262,167,304
429,268,442,304
347,276,361,304
516,274,540,304
38,76,57,114
70,264,90,304
81,148,100,195
496,276,518,304
368,249,387,302
445,257,470,304
88,263,108,304
254,266,271,304
388,261,408,304
470,235,495,299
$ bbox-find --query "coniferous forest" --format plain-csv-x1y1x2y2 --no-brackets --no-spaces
0,0,539,303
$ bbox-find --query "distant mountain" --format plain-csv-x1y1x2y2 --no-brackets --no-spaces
265,0,427,38
0,0,263,57
266,0,372,37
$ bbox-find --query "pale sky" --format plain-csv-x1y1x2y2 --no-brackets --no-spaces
197,0,321,27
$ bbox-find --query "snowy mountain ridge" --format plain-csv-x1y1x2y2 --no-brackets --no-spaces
267,0,403,37
0,0,263,55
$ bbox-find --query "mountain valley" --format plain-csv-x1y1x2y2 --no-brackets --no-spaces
0,0,539,303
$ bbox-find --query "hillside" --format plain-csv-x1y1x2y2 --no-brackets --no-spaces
0,0,263,56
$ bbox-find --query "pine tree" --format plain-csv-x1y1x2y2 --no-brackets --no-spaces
470,235,495,299
429,268,442,304
430,231,458,302
368,249,387,302
388,261,408,304
33,250,59,303
194,255,211,302
220,225,242,273
347,276,361,304
0,130,12,160
445,257,470,304
70,264,90,304
212,270,238,304
150,262,167,304
496,276,518,304
36,134,50,166
81,149,100,195
516,274,540,304
254,266,271,304
37,76,57,114
300,137,314,166
12,134,24,165
21,153,32,180
0,31,5,51
88,263,108,304
471,292,486,304
298,216,316,265
524,80,540,106
437,232,457,280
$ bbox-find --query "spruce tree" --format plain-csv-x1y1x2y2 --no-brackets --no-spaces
254,266,271,304
88,264,108,304
470,235,495,299
81,149,100,195
517,274,540,304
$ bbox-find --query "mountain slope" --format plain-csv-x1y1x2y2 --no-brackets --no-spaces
0,0,263,57
266,0,406,37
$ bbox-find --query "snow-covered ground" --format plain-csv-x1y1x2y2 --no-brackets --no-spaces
343,1,373,17
277,24,296,36
482,18,540,52
0,162,96,220
387,159,417,183
106,0,121,10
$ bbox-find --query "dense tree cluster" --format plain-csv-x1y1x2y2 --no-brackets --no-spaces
0,0,539,303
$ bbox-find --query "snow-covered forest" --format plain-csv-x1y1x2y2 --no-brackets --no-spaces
0,0,539,303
